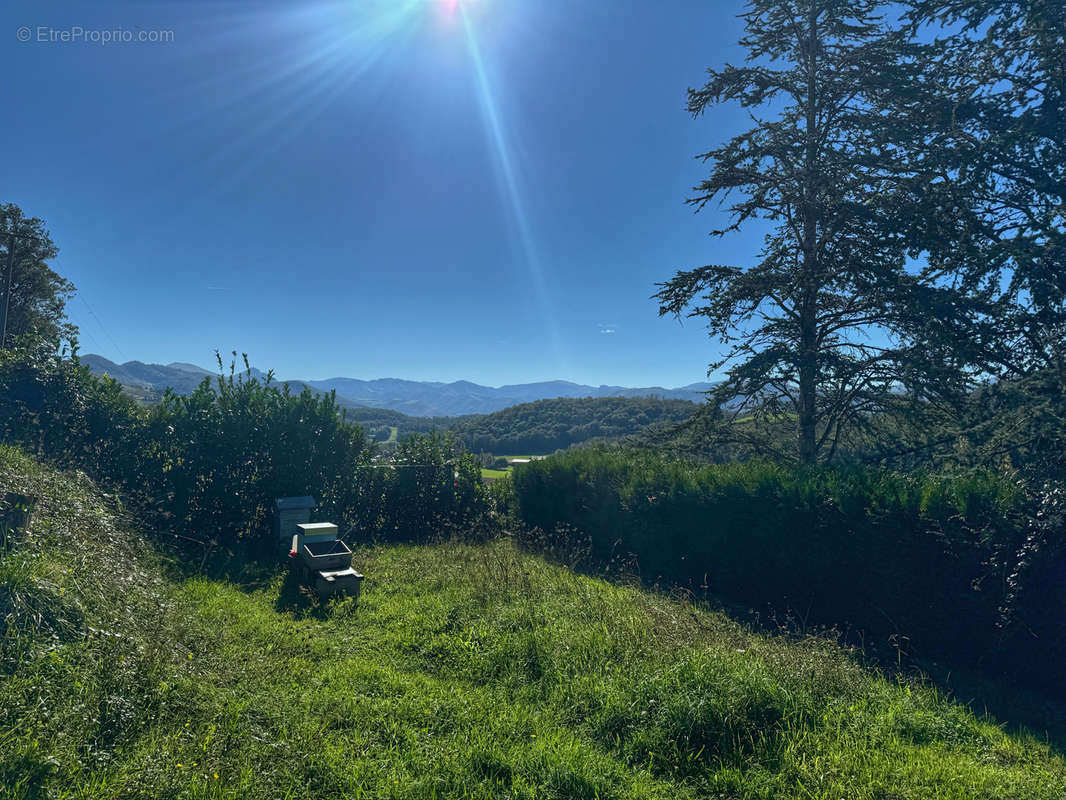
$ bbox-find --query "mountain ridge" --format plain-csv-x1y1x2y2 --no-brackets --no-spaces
81,354,713,417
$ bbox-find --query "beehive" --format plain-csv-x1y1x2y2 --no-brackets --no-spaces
295,522,339,548
274,496,315,549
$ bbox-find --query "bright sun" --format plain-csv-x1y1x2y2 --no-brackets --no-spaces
438,0,484,23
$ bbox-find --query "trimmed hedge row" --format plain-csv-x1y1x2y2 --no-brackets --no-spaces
513,448,1064,692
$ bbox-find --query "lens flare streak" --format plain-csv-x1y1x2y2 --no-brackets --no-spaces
459,5,567,373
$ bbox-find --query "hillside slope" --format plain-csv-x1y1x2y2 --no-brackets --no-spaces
449,396,699,454
2,447,1064,799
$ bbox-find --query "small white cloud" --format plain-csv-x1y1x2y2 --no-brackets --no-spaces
597,323,618,335
600,328,616,335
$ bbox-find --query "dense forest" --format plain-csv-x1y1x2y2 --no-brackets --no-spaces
338,403,459,441
311,396,701,454
445,396,699,455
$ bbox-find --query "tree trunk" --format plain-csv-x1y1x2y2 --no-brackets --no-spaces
798,1,820,465
798,307,818,464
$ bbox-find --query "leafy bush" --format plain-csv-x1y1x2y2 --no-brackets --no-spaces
0,347,142,481
0,351,490,547
995,481,1066,688
486,473,517,521
344,432,488,541
512,448,1063,693
132,360,376,540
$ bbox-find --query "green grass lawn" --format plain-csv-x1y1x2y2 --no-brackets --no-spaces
2,444,1065,799
486,456,550,482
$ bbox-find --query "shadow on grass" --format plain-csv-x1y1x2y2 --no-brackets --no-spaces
273,567,333,621
0,745,55,800
153,527,370,625
156,534,285,591
913,660,1066,753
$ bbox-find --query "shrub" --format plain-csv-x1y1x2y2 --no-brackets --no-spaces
0,352,491,548
487,474,517,520
0,347,142,482
345,432,489,542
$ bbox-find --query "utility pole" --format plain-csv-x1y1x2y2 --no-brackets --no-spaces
0,231,15,351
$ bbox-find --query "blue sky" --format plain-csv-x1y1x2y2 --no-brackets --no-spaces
6,0,764,387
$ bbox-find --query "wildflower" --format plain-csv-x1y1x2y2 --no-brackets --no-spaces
177,763,184,768
214,773,219,780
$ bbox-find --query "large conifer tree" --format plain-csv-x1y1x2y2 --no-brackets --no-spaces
656,0,973,463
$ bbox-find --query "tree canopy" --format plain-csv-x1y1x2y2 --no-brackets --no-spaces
0,203,75,352
904,0,1066,374
449,396,698,455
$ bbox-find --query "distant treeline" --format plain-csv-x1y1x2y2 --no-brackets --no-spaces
447,396,699,455
342,396,701,455
62,366,704,455
338,404,458,440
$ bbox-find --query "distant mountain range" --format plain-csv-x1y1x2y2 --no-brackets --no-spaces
81,355,714,417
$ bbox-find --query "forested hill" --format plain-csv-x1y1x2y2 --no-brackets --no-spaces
81,354,713,416
334,403,460,437
447,396,700,454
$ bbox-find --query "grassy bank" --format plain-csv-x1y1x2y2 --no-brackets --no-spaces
2,446,1064,799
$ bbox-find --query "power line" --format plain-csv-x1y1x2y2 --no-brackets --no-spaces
0,226,119,357
79,294,126,360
